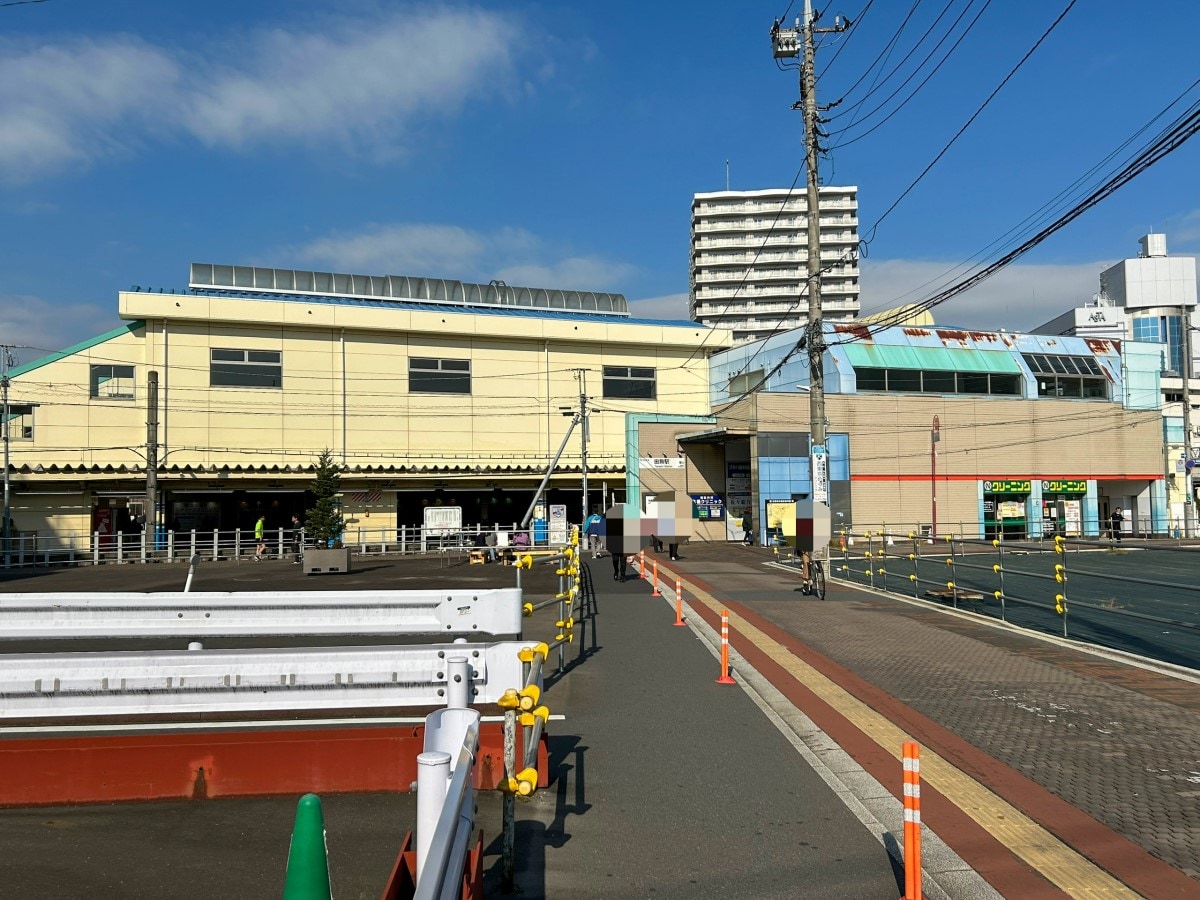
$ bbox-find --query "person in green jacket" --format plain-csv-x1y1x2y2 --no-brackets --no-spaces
254,514,267,561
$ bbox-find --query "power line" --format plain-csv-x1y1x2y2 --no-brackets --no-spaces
862,0,1076,242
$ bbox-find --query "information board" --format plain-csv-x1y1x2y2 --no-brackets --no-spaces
691,494,725,520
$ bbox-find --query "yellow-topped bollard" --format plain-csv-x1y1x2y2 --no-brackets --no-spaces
515,767,539,798
518,642,549,664
497,688,521,710
518,684,541,711
519,706,550,728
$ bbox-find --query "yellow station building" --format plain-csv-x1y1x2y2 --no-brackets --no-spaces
4,263,729,545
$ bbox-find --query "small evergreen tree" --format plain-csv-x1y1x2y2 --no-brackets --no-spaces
305,449,344,547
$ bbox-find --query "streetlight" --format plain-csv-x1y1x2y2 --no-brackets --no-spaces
931,415,940,539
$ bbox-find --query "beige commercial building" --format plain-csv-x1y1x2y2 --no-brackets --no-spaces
4,264,729,547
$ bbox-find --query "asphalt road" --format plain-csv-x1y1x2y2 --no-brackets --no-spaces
827,542,1200,669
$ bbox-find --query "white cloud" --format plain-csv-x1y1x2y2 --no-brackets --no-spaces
0,7,527,181
181,9,522,152
293,224,487,275
0,37,178,180
288,222,637,293
0,294,117,356
494,257,638,293
859,258,1117,332
628,292,690,320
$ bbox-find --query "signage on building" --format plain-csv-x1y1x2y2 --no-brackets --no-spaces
423,505,462,536
549,503,568,544
691,494,725,520
1041,479,1086,494
727,462,751,493
997,501,1024,519
811,444,828,503
640,456,685,469
982,480,1031,494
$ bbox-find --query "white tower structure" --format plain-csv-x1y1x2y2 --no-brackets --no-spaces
690,187,860,344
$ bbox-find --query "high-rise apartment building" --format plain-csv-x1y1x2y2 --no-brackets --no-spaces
690,187,860,344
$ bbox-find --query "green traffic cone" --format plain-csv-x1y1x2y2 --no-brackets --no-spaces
283,793,333,900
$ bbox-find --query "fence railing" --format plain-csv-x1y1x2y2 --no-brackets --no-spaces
0,524,561,570
803,528,1200,671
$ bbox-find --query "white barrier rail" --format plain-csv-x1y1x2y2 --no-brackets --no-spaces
416,708,481,900
0,588,523,640
0,641,534,720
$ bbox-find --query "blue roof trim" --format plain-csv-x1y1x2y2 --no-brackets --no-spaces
171,288,699,329
10,320,145,378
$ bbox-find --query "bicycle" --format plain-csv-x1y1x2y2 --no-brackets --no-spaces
799,550,827,600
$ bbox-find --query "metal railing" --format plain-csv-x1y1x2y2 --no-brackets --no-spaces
0,524,561,570
814,528,1200,671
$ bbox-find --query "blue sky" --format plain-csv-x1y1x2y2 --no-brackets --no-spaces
2,0,1199,361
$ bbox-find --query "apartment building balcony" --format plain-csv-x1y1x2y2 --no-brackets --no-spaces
693,197,857,216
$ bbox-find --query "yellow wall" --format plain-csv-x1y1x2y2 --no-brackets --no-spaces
8,291,728,538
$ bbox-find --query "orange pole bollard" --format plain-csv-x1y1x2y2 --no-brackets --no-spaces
652,560,661,596
901,741,922,900
639,549,646,578
715,609,736,684
673,579,686,626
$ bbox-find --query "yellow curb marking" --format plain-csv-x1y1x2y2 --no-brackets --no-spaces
683,583,1138,899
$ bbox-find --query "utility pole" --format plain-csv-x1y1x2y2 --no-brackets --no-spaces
1183,311,1193,539
2,345,31,569
573,368,590,526
773,2,848,503
146,370,159,544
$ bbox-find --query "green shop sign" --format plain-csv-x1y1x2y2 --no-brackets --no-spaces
983,480,1031,494
1042,479,1086,494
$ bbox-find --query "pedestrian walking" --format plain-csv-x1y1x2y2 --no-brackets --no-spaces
611,545,628,581
1110,506,1124,542
584,512,604,558
254,514,267,560
289,514,302,563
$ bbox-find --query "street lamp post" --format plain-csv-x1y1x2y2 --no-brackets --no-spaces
931,416,940,539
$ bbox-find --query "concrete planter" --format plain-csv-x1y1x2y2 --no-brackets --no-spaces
303,546,352,575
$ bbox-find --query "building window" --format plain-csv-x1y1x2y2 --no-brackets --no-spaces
1131,315,1184,374
1022,353,1108,399
3,404,33,440
854,367,1024,397
90,364,136,399
603,366,657,400
409,357,471,394
728,369,764,396
210,349,282,388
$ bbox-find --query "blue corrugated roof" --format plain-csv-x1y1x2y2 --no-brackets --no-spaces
179,288,699,329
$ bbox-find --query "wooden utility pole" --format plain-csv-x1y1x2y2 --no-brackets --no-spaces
773,2,847,502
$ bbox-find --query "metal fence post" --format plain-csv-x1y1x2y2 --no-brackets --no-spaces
993,538,1007,621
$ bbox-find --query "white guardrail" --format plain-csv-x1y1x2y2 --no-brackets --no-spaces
0,588,523,640
0,641,535,720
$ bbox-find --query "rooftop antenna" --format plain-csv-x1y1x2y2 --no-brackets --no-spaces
725,159,730,191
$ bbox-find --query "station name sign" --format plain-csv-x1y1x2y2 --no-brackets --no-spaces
982,480,1031,494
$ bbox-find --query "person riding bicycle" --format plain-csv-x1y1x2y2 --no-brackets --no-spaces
799,549,814,594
